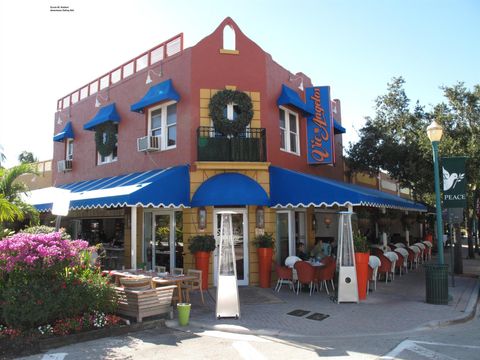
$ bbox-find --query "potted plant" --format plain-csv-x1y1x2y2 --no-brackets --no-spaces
253,233,274,288
353,230,370,301
188,235,216,290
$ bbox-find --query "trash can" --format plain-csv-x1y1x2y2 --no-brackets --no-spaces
425,263,449,305
177,303,191,326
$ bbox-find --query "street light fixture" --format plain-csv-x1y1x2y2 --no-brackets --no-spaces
427,119,444,264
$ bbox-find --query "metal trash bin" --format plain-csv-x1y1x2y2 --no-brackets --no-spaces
425,263,449,305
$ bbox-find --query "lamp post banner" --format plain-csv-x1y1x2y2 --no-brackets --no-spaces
305,86,334,165
441,157,467,208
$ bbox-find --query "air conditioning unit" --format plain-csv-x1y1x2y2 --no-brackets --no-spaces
137,135,161,152
57,160,73,172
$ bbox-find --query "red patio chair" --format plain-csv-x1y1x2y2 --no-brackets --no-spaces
377,253,392,283
294,261,317,296
393,250,404,276
315,260,336,295
274,264,294,292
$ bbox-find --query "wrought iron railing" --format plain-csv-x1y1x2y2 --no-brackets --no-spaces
197,127,267,162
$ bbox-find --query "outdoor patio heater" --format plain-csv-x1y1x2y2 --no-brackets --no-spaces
336,211,359,303
216,211,240,319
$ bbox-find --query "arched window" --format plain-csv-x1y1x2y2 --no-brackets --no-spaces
223,25,236,50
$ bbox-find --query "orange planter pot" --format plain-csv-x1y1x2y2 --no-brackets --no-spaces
194,251,210,290
355,252,370,301
257,248,273,288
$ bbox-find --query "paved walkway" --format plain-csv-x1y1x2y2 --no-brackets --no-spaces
167,246,480,338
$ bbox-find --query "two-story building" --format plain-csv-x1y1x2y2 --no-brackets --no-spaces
26,18,425,287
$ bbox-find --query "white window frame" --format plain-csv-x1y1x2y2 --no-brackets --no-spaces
279,106,300,155
66,139,74,160
97,125,118,165
148,101,177,151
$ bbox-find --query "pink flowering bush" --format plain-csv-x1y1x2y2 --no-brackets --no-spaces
0,232,88,272
0,232,117,330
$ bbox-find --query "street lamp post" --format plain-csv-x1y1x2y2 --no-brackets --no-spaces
426,120,444,264
425,120,449,304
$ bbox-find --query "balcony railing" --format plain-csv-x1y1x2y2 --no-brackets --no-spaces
197,127,267,162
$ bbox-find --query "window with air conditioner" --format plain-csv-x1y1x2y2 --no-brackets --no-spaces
145,101,177,151
66,139,74,160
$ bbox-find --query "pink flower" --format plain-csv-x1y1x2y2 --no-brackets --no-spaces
0,232,88,272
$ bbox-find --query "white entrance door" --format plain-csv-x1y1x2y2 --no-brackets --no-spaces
213,208,249,286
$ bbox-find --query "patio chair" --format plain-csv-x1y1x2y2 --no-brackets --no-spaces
394,247,409,274
182,269,205,304
315,260,336,295
422,241,432,261
115,284,177,322
408,245,421,269
394,242,406,248
294,261,317,296
285,256,301,282
370,247,384,257
376,253,393,283
368,255,381,293
384,251,398,280
173,267,184,275
155,266,166,273
274,264,294,292
414,242,426,262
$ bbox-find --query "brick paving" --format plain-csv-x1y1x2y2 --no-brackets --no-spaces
168,246,480,338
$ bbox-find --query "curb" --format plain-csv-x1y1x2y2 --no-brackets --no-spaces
414,278,479,331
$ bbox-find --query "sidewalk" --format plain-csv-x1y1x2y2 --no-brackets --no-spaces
167,247,480,338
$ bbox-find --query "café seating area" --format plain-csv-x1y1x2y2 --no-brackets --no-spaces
104,267,203,322
277,240,433,299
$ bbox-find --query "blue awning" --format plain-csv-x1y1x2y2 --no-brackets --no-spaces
334,120,346,134
191,173,269,207
270,166,426,211
24,165,190,211
53,121,74,142
277,84,313,117
83,103,121,131
130,79,180,113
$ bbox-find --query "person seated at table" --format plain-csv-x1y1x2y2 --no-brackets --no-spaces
310,239,326,260
296,242,309,261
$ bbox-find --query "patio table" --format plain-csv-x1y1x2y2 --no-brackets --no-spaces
152,275,197,303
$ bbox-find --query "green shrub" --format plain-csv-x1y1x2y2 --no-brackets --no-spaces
253,233,274,248
188,235,216,253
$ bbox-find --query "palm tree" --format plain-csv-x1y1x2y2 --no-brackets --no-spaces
0,163,39,226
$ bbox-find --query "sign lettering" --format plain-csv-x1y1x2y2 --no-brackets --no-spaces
441,157,468,209
305,86,334,165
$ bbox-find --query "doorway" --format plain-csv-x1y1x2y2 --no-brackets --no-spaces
213,208,249,286
143,210,183,272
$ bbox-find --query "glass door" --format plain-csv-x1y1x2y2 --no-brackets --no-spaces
276,210,307,265
143,210,183,272
213,208,249,286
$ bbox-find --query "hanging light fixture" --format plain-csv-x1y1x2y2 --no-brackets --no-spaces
256,206,265,229
289,74,304,91
145,67,162,84
198,207,207,230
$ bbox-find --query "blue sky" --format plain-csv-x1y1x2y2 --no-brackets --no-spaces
0,0,478,168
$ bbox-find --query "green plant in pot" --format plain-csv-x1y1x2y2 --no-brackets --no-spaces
188,235,216,290
353,231,369,253
353,230,370,300
253,233,274,248
253,233,274,288
188,235,216,253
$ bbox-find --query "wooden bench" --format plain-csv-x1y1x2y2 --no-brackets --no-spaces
115,285,176,322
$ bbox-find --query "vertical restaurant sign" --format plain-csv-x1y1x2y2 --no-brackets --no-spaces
305,86,334,165
441,157,468,208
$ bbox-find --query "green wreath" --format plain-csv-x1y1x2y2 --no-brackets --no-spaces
95,122,117,156
208,90,253,136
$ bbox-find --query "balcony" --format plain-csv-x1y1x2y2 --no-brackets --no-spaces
197,127,267,162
